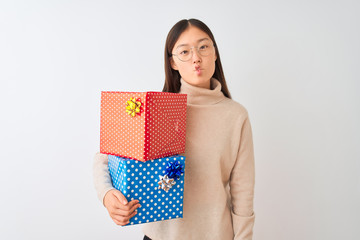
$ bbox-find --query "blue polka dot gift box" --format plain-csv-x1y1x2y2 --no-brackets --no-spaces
108,154,185,226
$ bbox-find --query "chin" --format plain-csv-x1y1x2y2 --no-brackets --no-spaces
183,74,212,88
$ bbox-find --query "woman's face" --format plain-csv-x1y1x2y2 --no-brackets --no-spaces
171,26,217,89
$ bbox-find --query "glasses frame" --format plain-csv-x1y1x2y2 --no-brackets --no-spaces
171,42,216,62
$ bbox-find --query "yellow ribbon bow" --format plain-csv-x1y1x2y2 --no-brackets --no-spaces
126,97,142,117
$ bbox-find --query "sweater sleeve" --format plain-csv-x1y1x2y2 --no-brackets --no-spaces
230,115,256,240
93,152,115,205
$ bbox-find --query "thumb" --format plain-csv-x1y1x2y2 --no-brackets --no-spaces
113,190,128,205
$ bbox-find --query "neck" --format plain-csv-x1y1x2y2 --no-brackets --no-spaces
182,79,211,89
179,78,226,105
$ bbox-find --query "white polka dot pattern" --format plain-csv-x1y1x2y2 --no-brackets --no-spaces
100,92,187,162
108,154,185,226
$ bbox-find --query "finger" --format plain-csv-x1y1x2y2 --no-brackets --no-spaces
129,202,141,213
113,190,129,206
111,203,141,217
109,194,136,209
117,199,140,211
112,211,136,224
118,209,138,223
128,209,138,220
112,217,129,226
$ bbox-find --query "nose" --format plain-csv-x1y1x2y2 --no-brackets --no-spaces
191,48,201,63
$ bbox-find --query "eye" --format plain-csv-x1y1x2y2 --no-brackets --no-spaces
199,44,208,50
180,50,189,55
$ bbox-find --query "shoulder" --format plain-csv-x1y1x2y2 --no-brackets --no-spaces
221,97,249,119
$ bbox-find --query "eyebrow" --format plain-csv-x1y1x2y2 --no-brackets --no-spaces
176,38,210,48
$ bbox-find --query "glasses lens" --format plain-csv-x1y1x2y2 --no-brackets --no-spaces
174,40,214,61
197,40,213,57
176,46,192,61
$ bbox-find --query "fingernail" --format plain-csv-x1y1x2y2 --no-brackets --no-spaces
123,200,128,205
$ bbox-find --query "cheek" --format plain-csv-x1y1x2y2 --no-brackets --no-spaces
177,63,192,74
206,58,216,71
207,60,217,77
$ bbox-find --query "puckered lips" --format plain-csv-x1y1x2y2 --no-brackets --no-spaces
194,65,203,75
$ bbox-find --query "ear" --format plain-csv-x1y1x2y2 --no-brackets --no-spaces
170,57,178,70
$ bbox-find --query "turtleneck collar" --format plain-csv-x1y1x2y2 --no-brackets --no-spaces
179,78,226,105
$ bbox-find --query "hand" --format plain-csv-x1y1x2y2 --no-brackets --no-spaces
103,189,141,226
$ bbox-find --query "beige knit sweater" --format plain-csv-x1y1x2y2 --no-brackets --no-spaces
93,78,255,240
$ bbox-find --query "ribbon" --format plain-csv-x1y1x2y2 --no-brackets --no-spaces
158,175,175,192
165,161,184,180
126,97,142,117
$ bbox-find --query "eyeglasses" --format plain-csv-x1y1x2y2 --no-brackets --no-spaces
171,40,215,62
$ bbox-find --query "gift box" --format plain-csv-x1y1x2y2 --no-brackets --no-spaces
108,154,185,225
101,92,187,162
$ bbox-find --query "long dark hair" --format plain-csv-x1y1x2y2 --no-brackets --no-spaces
162,18,232,99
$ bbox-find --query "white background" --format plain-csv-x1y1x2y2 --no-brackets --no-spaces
1,0,359,239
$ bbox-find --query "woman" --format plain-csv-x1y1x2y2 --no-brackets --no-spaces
93,19,255,240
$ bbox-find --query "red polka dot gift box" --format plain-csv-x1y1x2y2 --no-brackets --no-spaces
100,92,187,162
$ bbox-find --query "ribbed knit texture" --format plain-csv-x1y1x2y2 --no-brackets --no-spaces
93,78,255,240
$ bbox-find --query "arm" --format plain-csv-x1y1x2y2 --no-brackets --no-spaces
93,152,115,205
93,152,141,225
230,116,255,240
